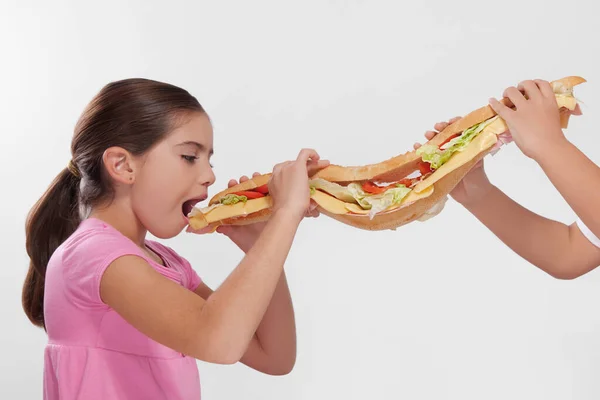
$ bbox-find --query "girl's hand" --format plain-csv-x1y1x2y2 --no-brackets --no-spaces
190,147,329,251
215,171,320,252
488,79,568,160
414,117,494,206
268,148,329,222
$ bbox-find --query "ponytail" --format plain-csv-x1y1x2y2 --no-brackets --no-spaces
23,167,81,329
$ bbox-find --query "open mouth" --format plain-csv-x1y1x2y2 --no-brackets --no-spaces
182,197,206,218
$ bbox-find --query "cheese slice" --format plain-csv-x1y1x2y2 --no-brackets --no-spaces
205,197,273,222
188,197,273,230
310,189,350,215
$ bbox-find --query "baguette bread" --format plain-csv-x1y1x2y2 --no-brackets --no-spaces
188,76,586,232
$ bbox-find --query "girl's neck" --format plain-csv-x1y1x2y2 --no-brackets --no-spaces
88,201,147,248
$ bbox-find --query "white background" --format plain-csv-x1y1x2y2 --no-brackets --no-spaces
1,0,600,399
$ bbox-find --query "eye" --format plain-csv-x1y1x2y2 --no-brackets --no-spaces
181,155,199,164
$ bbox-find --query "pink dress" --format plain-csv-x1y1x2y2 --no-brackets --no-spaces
43,218,203,399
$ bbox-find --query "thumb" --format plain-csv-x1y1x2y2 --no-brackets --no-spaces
186,224,219,235
489,97,513,120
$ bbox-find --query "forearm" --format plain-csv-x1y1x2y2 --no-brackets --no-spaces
463,184,573,278
240,272,297,374
535,139,600,238
199,210,301,361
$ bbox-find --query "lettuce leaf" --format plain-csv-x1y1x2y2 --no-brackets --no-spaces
309,178,412,219
346,183,412,219
416,117,497,169
220,194,248,205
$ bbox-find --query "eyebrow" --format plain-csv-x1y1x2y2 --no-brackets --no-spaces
178,141,214,155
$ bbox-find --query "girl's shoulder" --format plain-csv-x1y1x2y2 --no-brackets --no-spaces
47,218,147,306
61,218,144,266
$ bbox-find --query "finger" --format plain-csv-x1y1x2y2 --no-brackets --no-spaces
534,79,554,98
296,148,320,163
306,209,320,218
228,179,238,187
413,142,422,150
215,225,233,235
489,97,515,119
307,159,330,167
517,80,542,101
434,122,449,132
307,159,330,176
305,201,319,217
186,224,218,235
424,130,436,140
503,86,527,109
571,103,583,116
449,116,462,124
239,175,249,182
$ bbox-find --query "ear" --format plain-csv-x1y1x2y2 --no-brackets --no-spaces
102,146,138,184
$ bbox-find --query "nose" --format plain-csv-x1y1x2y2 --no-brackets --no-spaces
199,164,216,187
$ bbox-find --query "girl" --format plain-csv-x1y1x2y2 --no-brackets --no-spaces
415,79,600,278
23,78,329,399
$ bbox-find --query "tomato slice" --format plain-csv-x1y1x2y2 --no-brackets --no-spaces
363,178,416,193
362,181,387,194
418,161,432,175
398,178,414,187
232,190,265,199
254,184,269,194
439,133,460,149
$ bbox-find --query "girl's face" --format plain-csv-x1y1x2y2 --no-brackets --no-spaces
131,112,216,238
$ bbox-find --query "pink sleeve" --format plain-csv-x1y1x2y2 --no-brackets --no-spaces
149,242,202,291
181,257,202,292
140,239,202,292
62,227,145,306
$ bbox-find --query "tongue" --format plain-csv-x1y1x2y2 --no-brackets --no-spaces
182,200,197,216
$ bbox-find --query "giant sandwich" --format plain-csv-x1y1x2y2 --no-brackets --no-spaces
187,76,586,232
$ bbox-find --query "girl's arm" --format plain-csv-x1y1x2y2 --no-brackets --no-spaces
534,140,600,239
194,273,297,376
463,182,600,279
489,79,600,239
100,149,322,366
101,209,300,364
421,79,600,279
460,79,600,278
190,172,323,375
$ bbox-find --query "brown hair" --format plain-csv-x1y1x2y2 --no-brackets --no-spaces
23,78,205,329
